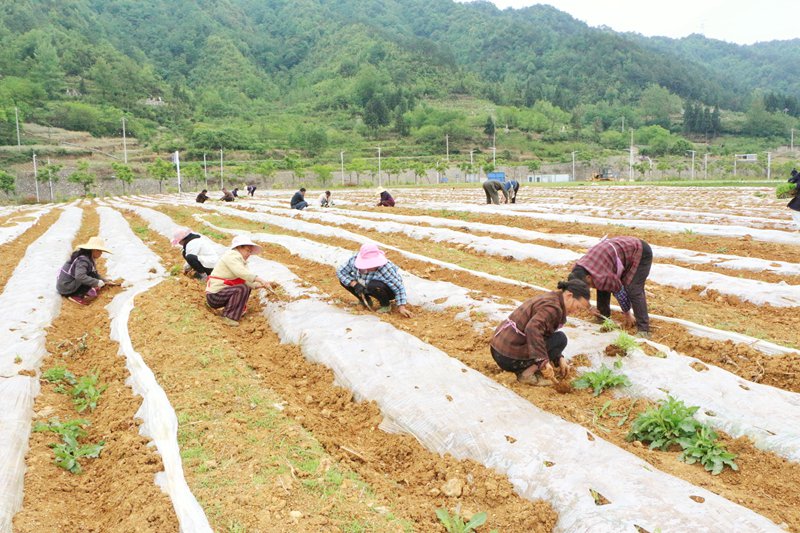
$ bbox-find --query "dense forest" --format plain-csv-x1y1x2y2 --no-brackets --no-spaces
0,0,798,176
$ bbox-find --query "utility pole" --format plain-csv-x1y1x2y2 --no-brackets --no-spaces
15,107,21,150
376,147,382,187
628,130,634,181
704,153,708,179
47,156,54,201
469,149,474,166
203,153,208,187
621,116,625,132
32,153,39,203
219,149,224,189
340,151,345,186
445,134,449,163
766,152,772,179
491,146,496,168
687,150,696,180
121,117,128,163
175,151,182,193
571,151,578,181
792,128,795,152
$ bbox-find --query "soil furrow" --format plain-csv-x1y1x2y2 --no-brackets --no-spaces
0,208,64,293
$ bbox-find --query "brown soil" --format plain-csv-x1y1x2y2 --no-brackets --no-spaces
122,208,557,532
14,204,178,532
185,209,800,531
0,208,64,292
604,345,626,358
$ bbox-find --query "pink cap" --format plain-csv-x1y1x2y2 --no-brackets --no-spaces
354,243,387,270
171,227,192,245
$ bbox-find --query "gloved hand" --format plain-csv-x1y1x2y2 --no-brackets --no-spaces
96,280,105,288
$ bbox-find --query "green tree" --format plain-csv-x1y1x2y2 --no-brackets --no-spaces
364,97,390,135
0,170,16,195
411,161,427,185
30,37,65,98
147,157,174,193
68,161,96,196
111,162,135,193
255,160,277,187
312,164,334,186
38,163,62,201
639,85,681,128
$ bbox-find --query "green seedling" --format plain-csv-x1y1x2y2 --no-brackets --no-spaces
34,418,103,474
627,396,703,450
33,418,90,440
70,372,108,413
51,433,105,474
677,426,738,475
613,332,638,355
573,365,632,397
590,399,640,434
14,355,22,364
42,366,78,393
435,509,492,533
599,317,620,332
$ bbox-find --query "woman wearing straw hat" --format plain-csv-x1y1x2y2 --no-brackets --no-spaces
206,234,275,327
171,227,219,281
377,187,395,207
57,237,118,305
336,243,412,317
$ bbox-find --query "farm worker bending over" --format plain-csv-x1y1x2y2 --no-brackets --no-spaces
171,227,219,281
196,189,209,203
291,188,308,210
206,235,275,327
57,237,119,306
503,179,520,203
319,190,332,207
336,243,412,317
377,187,395,207
482,179,509,205
490,279,591,385
569,236,653,337
221,189,234,202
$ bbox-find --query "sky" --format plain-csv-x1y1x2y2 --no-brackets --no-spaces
470,0,798,45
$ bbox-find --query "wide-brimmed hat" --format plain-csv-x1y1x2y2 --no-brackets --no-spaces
76,236,112,254
354,243,387,270
375,186,389,194
171,227,192,245
230,234,263,255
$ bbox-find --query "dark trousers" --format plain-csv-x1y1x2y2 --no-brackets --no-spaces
490,331,568,373
597,240,653,332
206,285,251,321
340,280,395,307
483,182,500,204
185,254,213,276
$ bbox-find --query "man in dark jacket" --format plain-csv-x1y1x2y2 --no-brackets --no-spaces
483,179,509,204
196,189,209,203
291,188,308,210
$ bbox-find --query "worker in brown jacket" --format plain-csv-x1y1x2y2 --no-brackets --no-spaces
490,279,591,385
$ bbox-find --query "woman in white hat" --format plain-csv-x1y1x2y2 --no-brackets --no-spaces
377,187,395,207
171,227,219,281
205,234,274,327
336,243,412,317
56,236,117,305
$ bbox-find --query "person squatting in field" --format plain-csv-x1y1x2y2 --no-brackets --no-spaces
319,190,332,207
56,237,120,305
195,189,209,203
787,169,800,212
490,279,591,386
482,179,509,204
503,179,520,203
569,236,653,337
171,227,219,281
291,187,308,210
205,235,275,327
377,187,395,207
336,243,412,317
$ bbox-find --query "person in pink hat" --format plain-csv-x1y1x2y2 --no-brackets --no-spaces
171,227,219,281
336,243,412,317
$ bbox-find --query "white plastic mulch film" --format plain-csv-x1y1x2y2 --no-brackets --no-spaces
0,206,82,533
0,205,52,247
96,206,212,533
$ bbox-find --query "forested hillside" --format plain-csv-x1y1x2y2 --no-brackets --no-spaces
0,0,798,166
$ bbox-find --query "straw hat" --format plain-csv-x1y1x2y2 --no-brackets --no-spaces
76,236,112,254
375,186,389,195
230,234,263,255
171,227,192,245
354,243,387,270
